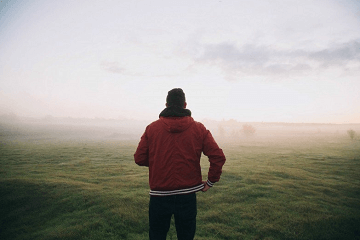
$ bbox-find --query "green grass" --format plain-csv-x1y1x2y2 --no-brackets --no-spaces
1,132,360,239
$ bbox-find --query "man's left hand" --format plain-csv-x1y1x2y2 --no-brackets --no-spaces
201,181,210,192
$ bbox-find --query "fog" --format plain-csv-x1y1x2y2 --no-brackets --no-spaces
1,115,359,144
0,115,147,141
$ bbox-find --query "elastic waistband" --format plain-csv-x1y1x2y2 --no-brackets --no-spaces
149,184,204,196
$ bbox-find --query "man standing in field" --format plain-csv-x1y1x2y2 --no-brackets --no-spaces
134,88,226,240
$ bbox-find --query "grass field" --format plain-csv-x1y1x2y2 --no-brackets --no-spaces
1,122,360,240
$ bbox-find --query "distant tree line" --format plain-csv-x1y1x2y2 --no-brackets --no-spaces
218,123,256,139
347,129,356,140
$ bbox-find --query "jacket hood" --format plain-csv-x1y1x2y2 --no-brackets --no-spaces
160,116,194,133
159,106,193,133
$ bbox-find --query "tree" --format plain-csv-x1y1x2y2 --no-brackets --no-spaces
230,129,240,139
347,129,356,140
241,124,256,136
218,125,226,139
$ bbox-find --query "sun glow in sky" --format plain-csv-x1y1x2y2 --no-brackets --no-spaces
1,0,360,123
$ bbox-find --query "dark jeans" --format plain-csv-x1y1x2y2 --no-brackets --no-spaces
149,193,197,240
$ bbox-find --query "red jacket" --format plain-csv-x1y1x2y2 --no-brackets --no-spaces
134,115,226,196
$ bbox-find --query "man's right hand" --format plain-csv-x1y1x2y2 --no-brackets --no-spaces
201,181,210,192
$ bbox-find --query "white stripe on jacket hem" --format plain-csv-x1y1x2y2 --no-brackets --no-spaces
149,184,205,196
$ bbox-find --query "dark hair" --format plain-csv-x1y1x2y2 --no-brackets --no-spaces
166,88,186,107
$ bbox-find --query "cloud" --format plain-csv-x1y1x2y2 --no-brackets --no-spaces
309,40,360,67
192,39,360,80
199,43,271,67
100,61,125,74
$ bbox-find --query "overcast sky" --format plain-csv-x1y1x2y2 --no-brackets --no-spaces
1,0,359,123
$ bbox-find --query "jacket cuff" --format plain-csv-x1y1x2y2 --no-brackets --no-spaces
206,179,215,187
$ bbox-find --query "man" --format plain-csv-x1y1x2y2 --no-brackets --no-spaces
134,88,226,240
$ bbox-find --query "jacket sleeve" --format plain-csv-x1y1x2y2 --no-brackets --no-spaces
202,130,226,186
134,128,150,167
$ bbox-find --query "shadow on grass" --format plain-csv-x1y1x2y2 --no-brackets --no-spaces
297,216,360,240
0,179,147,240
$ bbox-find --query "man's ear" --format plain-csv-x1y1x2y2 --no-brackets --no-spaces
184,102,187,108
166,103,168,107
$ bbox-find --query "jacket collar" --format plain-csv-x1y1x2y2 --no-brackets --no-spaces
159,106,192,118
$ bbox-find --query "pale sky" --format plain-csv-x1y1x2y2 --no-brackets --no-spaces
1,0,359,123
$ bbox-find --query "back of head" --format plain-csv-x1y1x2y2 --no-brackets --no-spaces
166,88,186,107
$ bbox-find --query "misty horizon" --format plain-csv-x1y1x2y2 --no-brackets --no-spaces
2,112,360,125
1,113,359,144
